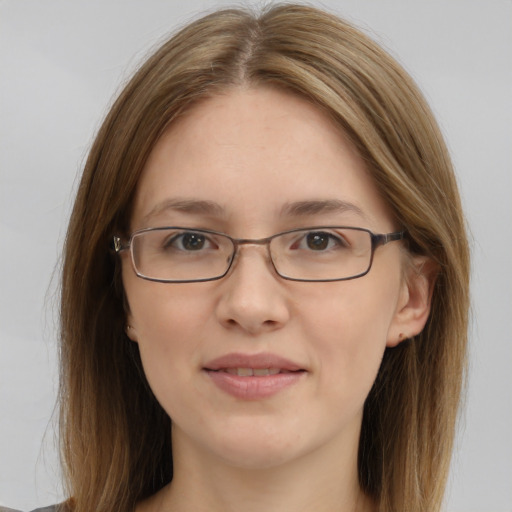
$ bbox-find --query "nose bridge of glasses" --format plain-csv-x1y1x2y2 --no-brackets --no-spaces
231,235,273,255
228,236,277,271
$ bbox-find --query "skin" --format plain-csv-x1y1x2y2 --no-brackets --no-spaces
124,86,433,512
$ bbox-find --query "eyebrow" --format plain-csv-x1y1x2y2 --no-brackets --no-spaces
142,198,226,224
280,199,367,220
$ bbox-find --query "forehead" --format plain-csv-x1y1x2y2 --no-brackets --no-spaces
131,86,394,233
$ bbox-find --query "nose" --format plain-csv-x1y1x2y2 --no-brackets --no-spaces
215,244,291,335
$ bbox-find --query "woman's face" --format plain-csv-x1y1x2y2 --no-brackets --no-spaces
122,87,416,470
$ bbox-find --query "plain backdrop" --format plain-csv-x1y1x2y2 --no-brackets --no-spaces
1,0,511,510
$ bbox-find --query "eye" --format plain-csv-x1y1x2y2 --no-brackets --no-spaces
298,231,349,251
165,231,213,251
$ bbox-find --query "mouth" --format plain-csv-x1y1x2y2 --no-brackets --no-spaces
212,367,301,377
203,353,307,400
203,352,305,373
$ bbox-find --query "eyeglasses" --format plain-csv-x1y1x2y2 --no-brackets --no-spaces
113,226,404,283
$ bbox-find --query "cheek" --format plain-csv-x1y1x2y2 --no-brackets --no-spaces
123,249,214,340
128,286,211,347
123,277,214,409
302,276,399,398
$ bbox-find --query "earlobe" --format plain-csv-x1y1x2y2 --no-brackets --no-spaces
125,315,139,342
387,256,438,347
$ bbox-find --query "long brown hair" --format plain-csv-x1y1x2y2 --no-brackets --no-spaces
60,5,470,511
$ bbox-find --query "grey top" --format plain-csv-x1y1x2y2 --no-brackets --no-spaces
0,506,59,512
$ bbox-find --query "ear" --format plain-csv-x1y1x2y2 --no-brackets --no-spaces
387,256,438,347
125,312,139,343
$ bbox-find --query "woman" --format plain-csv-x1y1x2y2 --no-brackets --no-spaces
27,3,470,512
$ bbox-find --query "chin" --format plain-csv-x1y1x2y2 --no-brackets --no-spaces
198,419,313,470
215,443,304,471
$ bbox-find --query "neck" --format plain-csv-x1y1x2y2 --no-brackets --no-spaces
139,426,376,512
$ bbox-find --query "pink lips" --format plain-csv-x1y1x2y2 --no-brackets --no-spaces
203,352,306,400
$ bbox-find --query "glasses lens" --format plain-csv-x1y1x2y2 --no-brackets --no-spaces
131,228,234,282
270,228,372,281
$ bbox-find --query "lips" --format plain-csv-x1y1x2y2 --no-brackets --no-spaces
204,352,304,372
224,367,283,376
203,353,306,400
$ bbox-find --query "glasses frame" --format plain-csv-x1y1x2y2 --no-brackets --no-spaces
113,226,405,283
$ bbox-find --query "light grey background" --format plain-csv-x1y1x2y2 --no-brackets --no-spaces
1,1,511,510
